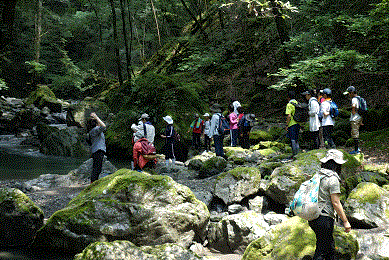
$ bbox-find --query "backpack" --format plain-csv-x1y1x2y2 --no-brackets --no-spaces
140,139,156,156
291,102,309,123
218,114,230,135
356,96,368,116
289,173,325,221
329,101,339,118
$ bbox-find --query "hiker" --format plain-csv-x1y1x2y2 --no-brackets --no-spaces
302,89,320,150
132,131,156,171
161,115,176,167
309,149,351,260
237,107,253,149
228,104,239,147
343,86,363,154
208,103,224,157
86,112,106,183
139,113,155,144
232,100,241,115
316,89,326,148
320,88,336,148
187,113,204,150
285,91,300,157
203,113,211,152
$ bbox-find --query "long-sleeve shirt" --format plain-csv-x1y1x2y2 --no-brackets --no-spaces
308,97,321,132
229,112,238,130
209,113,221,137
89,126,106,154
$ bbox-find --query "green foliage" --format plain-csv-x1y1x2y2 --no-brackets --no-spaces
0,78,8,91
25,61,47,75
270,50,377,90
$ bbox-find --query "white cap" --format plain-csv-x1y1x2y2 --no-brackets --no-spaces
163,115,173,124
203,113,210,117
319,149,347,164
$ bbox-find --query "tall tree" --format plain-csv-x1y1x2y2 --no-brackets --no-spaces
0,0,17,51
34,0,43,62
108,0,123,85
119,0,131,78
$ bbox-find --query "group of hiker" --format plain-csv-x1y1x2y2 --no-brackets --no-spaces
286,86,366,158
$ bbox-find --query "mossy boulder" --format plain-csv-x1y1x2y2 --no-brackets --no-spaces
251,141,288,151
36,123,89,158
363,163,389,174
258,161,284,177
214,167,261,205
26,85,62,113
208,211,270,254
344,182,389,229
249,130,273,144
198,156,227,178
66,97,111,128
242,216,359,260
32,169,210,254
0,188,44,247
74,241,201,260
265,149,361,205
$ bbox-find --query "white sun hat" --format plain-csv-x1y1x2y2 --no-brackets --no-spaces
319,149,347,164
163,115,174,124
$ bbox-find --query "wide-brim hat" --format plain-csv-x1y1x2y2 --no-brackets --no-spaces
301,91,310,96
163,115,174,124
210,103,222,113
139,113,150,121
343,86,356,95
319,149,347,165
203,113,210,117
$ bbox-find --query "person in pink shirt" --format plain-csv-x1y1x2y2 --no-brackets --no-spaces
228,104,239,147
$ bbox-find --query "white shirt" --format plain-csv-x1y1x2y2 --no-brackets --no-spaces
133,123,155,144
320,100,335,126
350,97,362,122
308,97,321,132
203,120,211,136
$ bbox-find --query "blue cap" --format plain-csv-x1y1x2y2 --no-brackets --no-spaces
323,88,331,95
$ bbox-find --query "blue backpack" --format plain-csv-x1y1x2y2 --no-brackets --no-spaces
329,101,339,118
218,114,230,135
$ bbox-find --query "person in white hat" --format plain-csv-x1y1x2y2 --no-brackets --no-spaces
161,116,176,167
138,113,155,144
309,149,351,259
202,113,211,152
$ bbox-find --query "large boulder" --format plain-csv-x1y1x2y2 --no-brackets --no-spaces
36,123,89,158
265,149,361,205
242,216,359,260
214,167,261,205
26,85,62,113
198,156,227,178
32,169,210,254
354,226,389,260
74,241,202,260
0,188,44,247
66,97,111,128
68,157,118,181
344,182,389,229
208,211,270,254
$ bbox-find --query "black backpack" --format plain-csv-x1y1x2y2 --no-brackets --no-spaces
218,114,230,135
291,102,309,123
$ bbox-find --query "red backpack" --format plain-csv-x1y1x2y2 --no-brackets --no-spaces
139,139,156,155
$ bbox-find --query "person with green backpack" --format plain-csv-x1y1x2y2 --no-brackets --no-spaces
343,86,366,154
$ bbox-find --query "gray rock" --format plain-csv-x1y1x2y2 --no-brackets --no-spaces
208,210,269,254
0,188,44,247
263,212,288,226
199,156,227,178
248,196,265,213
69,157,117,181
74,241,202,260
354,225,389,260
214,167,261,205
32,170,210,254
344,182,389,229
228,204,244,214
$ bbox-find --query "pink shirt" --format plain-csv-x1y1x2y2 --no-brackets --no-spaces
229,112,238,130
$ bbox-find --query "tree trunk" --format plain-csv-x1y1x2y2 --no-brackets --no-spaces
178,0,207,38
119,0,131,79
34,0,43,62
126,0,135,77
150,0,162,46
87,0,103,42
108,0,123,85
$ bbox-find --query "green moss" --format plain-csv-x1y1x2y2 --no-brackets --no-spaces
359,128,389,153
258,147,280,157
249,130,273,143
363,164,389,174
0,188,43,217
348,182,385,204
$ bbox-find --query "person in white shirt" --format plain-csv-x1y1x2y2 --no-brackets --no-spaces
343,86,363,154
320,88,336,148
132,113,155,144
302,89,321,150
203,113,211,152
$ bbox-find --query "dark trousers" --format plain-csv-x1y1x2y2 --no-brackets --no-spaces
322,125,335,148
311,130,320,150
91,150,105,183
240,127,251,149
309,215,335,260
192,132,201,150
287,124,300,155
204,135,211,151
230,129,238,147
213,135,224,157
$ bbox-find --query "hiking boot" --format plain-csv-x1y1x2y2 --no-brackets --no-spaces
349,149,361,155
